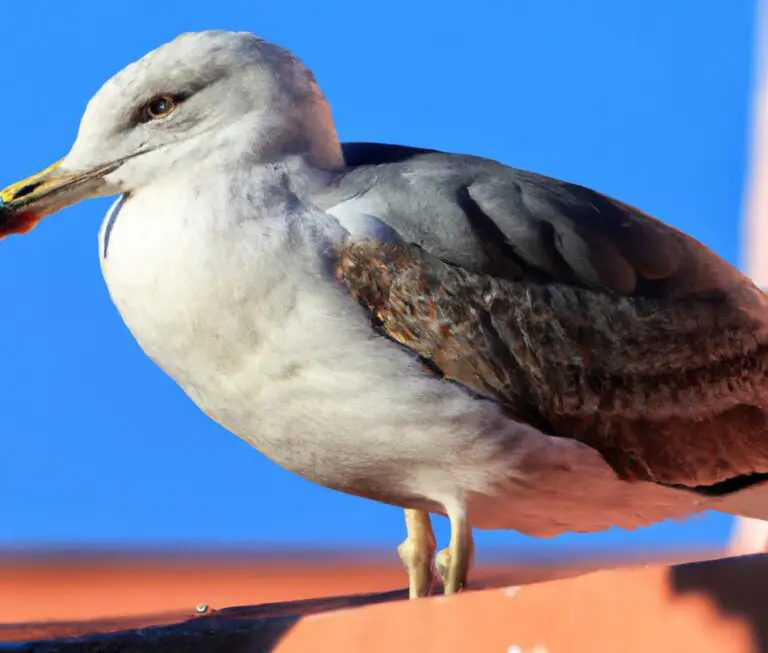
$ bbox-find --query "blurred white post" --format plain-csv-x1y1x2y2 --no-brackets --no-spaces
731,0,768,555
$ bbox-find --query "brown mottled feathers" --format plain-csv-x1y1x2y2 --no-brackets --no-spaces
333,239,768,488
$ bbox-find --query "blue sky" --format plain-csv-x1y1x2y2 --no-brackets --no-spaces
0,1,757,555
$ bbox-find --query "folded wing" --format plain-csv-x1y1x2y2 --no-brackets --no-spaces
323,143,768,491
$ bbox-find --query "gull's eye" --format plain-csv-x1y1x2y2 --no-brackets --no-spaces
143,95,177,121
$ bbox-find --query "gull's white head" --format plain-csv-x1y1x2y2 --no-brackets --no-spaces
0,30,343,236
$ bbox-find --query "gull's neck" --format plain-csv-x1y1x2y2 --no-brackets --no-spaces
102,152,339,249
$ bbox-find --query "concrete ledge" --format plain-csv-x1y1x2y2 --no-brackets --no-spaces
1,551,766,652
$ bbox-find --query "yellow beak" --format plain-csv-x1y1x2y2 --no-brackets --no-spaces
0,158,120,238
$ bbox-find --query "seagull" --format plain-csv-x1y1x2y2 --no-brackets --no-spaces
3,30,768,599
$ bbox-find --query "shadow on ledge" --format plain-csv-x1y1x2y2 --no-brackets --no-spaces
671,553,768,653
0,589,408,653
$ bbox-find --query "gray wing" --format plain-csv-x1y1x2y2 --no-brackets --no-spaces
323,142,757,302
323,142,768,492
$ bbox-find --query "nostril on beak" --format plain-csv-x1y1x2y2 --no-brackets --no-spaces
10,180,44,201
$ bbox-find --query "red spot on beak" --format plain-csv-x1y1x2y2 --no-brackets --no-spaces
0,211,42,238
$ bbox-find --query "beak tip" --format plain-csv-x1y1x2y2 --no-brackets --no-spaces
0,205,41,238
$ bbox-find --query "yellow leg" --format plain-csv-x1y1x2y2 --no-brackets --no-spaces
397,509,437,599
435,510,474,595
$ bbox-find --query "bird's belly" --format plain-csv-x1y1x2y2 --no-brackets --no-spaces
105,265,710,534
